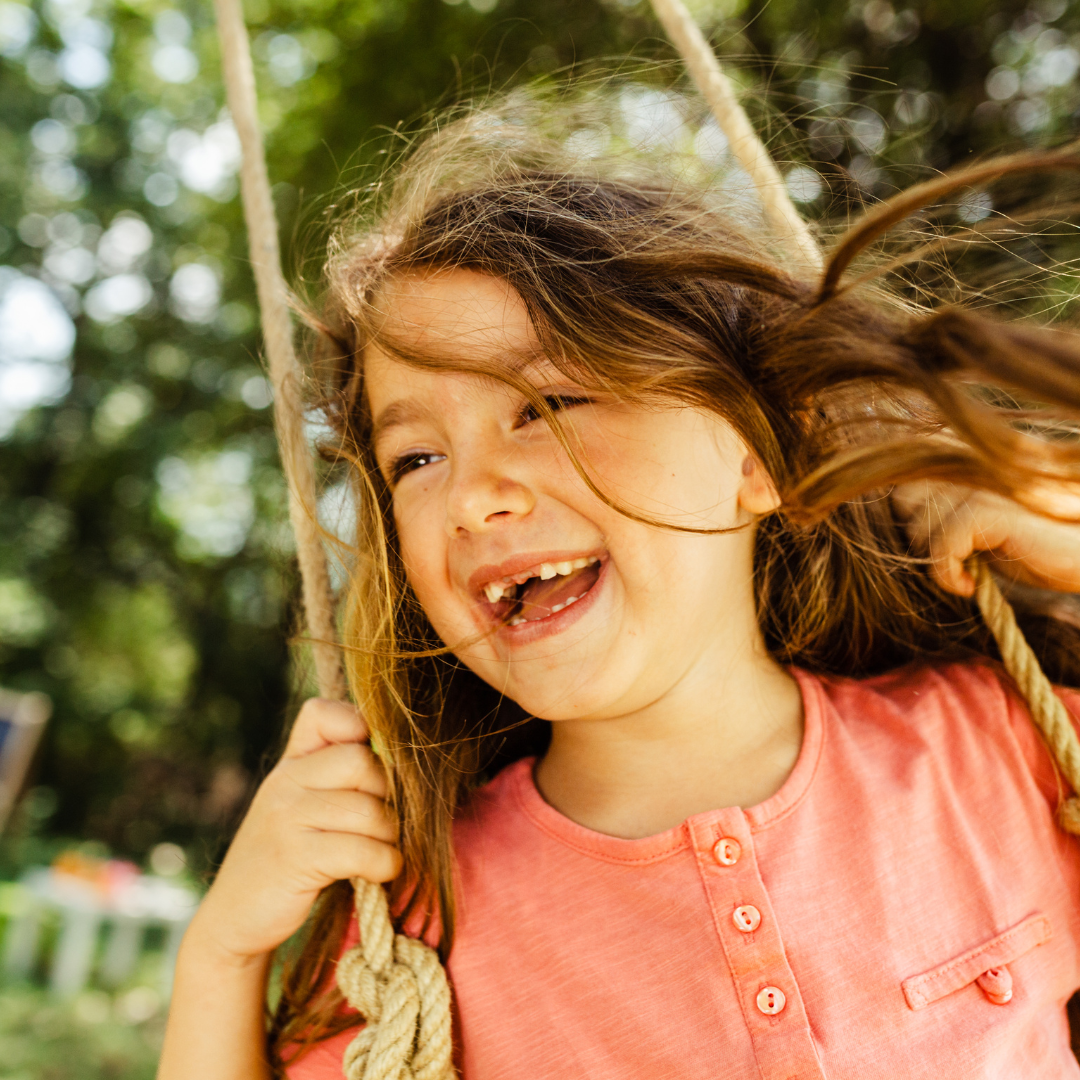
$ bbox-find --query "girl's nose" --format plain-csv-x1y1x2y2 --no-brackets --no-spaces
445,455,535,537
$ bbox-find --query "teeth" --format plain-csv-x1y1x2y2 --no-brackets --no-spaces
509,617,525,626
565,595,578,605
483,555,601,602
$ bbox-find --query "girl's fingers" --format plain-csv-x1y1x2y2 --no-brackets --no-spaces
893,481,970,547
927,498,1014,597
285,698,369,759
890,480,933,544
305,830,404,886
279,740,389,797
294,789,398,843
924,511,975,595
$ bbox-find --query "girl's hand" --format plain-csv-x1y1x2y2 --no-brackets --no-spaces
185,698,402,967
892,482,1080,597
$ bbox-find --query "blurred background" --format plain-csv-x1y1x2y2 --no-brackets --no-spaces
0,0,1078,1072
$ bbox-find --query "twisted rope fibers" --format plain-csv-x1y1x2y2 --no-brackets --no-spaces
214,0,346,702
971,561,1080,833
336,880,455,1080
648,0,823,271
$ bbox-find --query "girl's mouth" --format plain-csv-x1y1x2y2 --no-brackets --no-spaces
480,555,603,629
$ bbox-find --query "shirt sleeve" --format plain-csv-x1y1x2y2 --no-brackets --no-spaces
994,663,1080,811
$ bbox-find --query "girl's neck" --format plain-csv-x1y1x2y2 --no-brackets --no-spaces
533,640,803,840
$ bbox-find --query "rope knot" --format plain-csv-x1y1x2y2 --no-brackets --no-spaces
336,879,455,1080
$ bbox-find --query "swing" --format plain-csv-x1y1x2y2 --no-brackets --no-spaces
210,0,1080,1075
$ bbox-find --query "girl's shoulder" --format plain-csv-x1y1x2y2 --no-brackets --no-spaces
814,655,1080,725
452,757,535,847
810,655,1025,716
806,658,1080,807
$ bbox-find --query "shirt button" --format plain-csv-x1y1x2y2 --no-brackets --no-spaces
976,967,1013,1005
733,904,762,933
756,986,786,1015
713,837,741,866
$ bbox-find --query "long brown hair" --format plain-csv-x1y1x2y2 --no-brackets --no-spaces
270,88,1080,1065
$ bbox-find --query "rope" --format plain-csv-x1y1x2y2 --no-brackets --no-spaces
971,559,1080,833
648,0,823,270
337,880,455,1080
214,0,346,702
213,0,455,1072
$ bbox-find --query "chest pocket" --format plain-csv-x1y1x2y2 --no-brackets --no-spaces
902,913,1052,1011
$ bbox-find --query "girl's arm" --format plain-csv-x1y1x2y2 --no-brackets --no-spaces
157,699,402,1080
893,483,1080,597
160,935,272,1080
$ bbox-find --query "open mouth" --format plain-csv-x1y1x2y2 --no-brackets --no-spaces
481,556,603,627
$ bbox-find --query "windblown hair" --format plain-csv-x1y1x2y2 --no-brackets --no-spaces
270,90,1080,1065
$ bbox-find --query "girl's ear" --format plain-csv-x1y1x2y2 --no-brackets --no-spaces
738,455,781,516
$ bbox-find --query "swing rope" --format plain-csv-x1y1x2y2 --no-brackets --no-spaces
971,561,1080,834
214,0,453,1075
648,0,822,270
335,887,455,1080
213,0,345,704
212,0,1080,1073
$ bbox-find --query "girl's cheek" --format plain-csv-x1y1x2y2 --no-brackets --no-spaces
394,486,438,558
400,560,452,640
395,510,444,613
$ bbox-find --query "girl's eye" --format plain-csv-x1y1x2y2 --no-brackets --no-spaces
389,452,447,484
517,393,592,427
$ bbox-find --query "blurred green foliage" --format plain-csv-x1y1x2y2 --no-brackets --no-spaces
0,0,1078,878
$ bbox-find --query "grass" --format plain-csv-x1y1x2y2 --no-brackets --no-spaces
0,984,163,1080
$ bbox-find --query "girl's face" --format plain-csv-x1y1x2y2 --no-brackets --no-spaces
366,269,778,722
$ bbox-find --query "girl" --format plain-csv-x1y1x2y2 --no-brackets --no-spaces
159,94,1080,1079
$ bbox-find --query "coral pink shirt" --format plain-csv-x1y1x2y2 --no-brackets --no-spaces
290,663,1080,1079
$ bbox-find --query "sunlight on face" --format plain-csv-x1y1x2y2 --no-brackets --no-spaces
365,268,777,723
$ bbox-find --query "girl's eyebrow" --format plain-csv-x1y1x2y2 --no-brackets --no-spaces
370,351,574,447
371,399,431,447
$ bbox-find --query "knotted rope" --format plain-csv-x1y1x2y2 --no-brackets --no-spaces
336,880,455,1080
971,560,1080,833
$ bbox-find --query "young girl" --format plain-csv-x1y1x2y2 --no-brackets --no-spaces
158,94,1080,1079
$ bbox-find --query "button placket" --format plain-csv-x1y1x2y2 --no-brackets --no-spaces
691,813,825,1080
